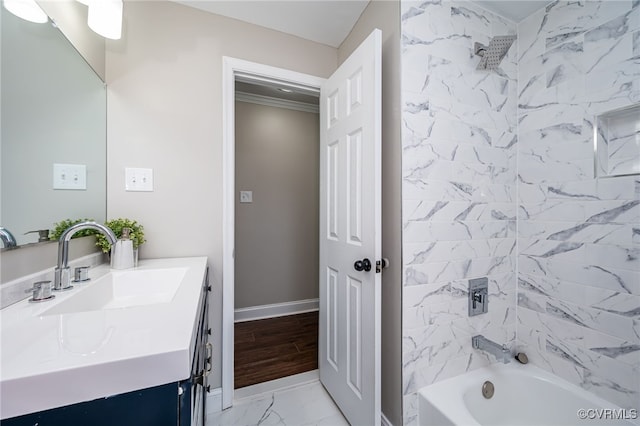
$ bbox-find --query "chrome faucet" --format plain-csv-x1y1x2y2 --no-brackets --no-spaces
54,221,116,291
472,335,511,364
0,227,17,248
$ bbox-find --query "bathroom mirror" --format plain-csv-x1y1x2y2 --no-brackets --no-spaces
1,6,107,247
594,103,640,178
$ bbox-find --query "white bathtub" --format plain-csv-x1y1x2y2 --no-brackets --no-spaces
418,362,637,426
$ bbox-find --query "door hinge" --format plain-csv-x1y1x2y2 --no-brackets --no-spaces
375,258,389,273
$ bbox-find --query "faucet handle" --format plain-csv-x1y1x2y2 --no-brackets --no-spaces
73,266,91,282
472,291,483,309
25,281,55,302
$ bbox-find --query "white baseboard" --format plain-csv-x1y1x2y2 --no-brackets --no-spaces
381,412,394,426
234,298,319,322
206,387,222,414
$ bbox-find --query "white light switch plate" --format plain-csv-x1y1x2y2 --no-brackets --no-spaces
240,191,253,203
53,163,86,190
125,168,153,192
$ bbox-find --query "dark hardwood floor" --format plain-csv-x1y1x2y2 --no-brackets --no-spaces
234,311,318,389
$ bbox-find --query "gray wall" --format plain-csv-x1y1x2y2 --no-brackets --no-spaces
105,0,337,390
234,101,319,309
338,2,403,425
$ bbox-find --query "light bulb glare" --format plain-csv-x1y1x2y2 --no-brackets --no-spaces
88,0,122,40
2,0,48,24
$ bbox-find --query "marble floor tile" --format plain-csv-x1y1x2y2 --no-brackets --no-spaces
207,377,348,426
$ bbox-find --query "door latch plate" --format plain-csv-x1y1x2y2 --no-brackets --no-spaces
375,258,389,273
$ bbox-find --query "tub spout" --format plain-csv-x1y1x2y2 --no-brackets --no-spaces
472,335,511,364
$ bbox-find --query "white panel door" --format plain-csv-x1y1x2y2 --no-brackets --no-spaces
319,29,381,426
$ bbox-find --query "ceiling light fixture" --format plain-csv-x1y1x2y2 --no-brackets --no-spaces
88,0,122,40
2,0,47,24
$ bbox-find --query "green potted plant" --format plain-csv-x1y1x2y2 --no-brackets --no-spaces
95,218,145,254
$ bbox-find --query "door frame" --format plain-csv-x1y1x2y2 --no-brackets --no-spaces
221,57,325,408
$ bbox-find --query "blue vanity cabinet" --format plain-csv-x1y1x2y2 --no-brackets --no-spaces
181,266,212,426
3,268,211,426
2,383,180,426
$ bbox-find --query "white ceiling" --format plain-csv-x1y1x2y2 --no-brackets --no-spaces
173,1,549,48
174,0,370,48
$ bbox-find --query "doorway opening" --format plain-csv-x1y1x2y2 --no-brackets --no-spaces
233,79,320,389
221,57,325,408
223,31,382,423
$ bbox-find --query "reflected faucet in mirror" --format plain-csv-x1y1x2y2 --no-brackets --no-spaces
0,227,18,248
54,221,116,291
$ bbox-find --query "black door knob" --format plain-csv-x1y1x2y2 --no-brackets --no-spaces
354,258,372,272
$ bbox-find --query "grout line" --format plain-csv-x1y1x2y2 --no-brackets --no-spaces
515,17,521,351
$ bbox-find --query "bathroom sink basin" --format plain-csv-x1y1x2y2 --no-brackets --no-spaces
41,268,188,316
1,256,208,420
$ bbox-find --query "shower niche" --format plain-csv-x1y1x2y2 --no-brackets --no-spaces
594,103,640,178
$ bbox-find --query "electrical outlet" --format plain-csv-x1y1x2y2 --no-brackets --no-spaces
125,168,153,192
53,163,86,190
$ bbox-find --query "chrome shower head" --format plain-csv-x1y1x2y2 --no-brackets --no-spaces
474,35,517,71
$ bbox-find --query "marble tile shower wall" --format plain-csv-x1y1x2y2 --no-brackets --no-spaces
400,2,518,423
516,0,640,413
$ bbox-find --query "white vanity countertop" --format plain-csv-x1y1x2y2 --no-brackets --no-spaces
0,256,208,420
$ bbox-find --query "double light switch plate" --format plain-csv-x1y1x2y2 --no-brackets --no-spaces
125,168,153,192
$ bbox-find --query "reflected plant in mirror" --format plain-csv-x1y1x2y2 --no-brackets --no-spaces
0,6,106,247
50,218,97,241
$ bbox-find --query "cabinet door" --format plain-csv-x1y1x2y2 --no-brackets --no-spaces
180,267,210,426
4,383,179,426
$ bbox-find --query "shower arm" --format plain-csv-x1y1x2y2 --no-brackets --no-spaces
474,42,487,57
